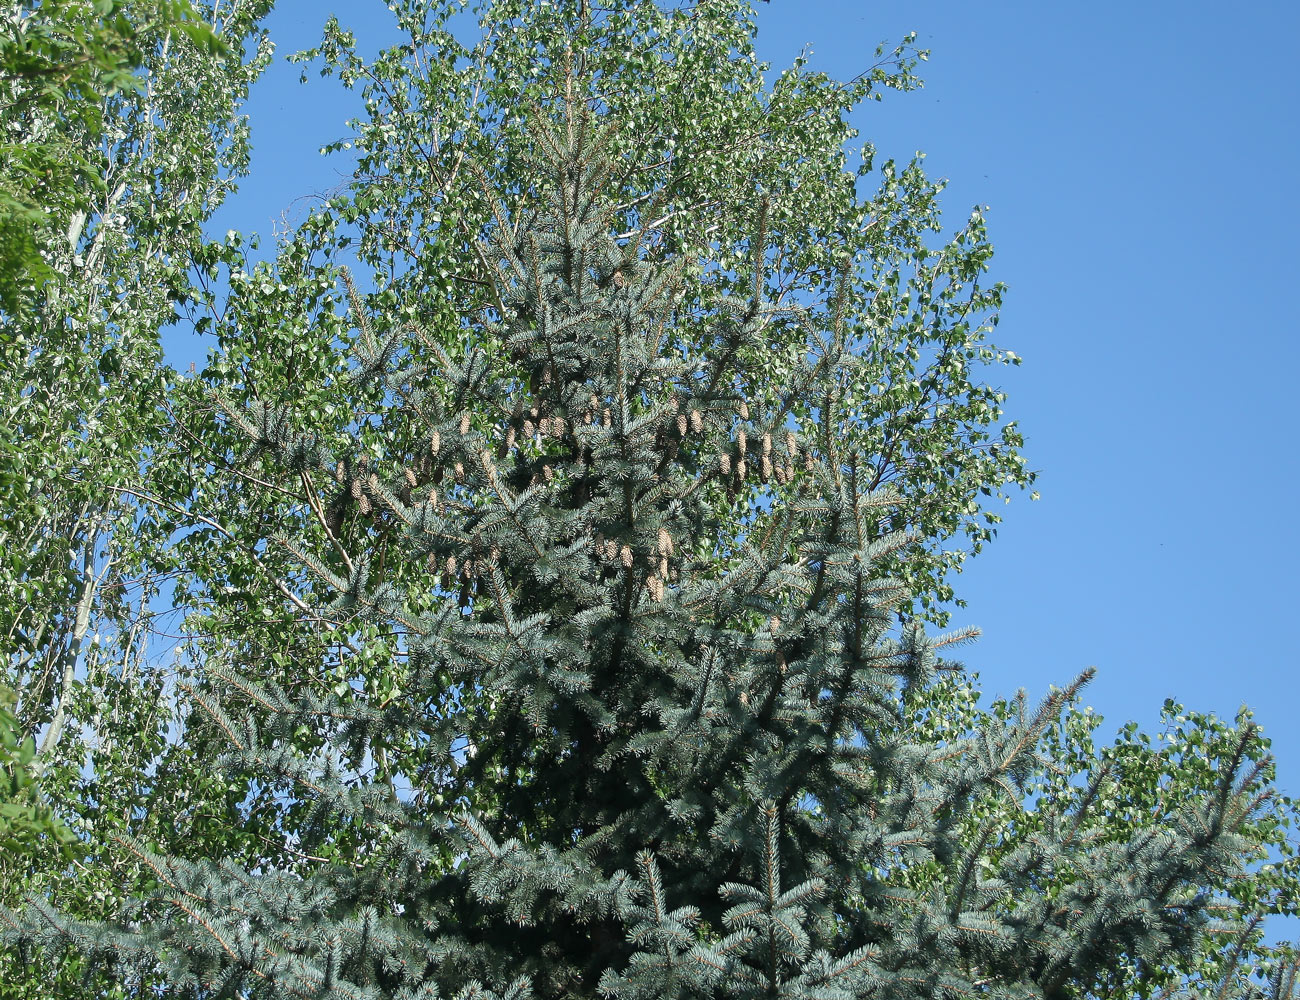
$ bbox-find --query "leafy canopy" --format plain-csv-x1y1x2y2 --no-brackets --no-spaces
8,76,1294,1000
2,2,1297,998
0,0,224,317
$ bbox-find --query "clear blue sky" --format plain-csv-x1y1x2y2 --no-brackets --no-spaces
180,1,1300,787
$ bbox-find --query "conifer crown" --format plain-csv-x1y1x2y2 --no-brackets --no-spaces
4,64,1281,1000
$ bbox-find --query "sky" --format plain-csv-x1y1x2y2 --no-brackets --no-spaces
176,1,1300,792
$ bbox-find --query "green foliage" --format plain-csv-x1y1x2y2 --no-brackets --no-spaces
902,673,1300,997
272,0,1031,626
142,11,1038,950
1,3,1295,999
7,73,1293,999
0,0,225,317
0,1,272,996
0,685,77,872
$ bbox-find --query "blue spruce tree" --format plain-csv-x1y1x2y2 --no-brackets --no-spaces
6,69,1292,1000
